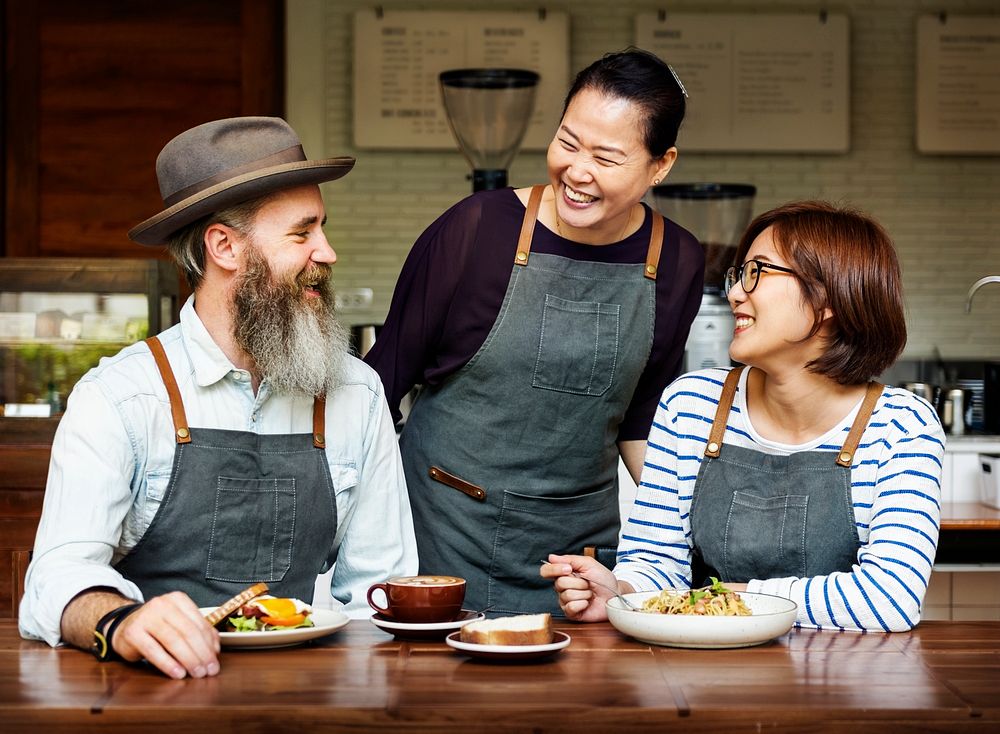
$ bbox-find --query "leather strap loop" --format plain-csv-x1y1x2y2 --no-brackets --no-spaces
704,367,744,457
428,465,486,502
836,382,883,467
313,394,326,448
145,336,191,444
645,211,664,280
514,185,545,267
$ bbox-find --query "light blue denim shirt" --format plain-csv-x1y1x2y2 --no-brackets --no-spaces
20,297,417,645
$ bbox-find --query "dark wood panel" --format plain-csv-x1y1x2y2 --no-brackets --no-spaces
0,488,45,514
0,549,31,619
3,2,40,257
0,416,59,444
0,517,40,548
4,0,284,258
0,450,51,489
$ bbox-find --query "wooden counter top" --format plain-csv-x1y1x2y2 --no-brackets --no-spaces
941,502,1000,530
2,619,998,732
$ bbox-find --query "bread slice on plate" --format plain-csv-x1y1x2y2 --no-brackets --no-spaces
459,613,552,646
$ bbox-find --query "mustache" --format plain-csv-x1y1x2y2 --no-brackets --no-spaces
296,263,333,288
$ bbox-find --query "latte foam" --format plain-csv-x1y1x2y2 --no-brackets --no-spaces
390,575,464,587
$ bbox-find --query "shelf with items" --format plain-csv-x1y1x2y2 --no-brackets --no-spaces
0,257,179,414
0,257,180,616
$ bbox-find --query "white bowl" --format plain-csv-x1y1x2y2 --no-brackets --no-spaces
606,591,797,649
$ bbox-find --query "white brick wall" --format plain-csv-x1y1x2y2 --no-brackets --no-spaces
289,0,1000,360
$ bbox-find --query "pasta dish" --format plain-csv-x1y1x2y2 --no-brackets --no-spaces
641,578,752,616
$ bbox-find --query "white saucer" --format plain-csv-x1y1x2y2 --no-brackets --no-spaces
370,609,485,639
445,630,571,661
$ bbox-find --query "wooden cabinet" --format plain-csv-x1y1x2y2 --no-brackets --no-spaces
0,257,180,617
0,419,52,618
3,0,285,259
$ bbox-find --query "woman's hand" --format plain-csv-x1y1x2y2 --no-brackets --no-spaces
540,553,625,622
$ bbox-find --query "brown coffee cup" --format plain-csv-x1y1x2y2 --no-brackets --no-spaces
366,575,466,623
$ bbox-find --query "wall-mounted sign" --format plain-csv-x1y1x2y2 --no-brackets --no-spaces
636,12,850,153
353,9,568,150
916,15,1000,155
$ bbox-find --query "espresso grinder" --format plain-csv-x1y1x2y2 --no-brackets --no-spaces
649,183,757,370
438,68,539,192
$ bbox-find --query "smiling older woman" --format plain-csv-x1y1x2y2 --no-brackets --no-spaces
365,49,705,616
543,201,946,632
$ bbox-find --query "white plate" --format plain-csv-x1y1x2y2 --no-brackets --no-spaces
201,607,349,649
606,591,797,649
370,609,485,640
445,630,571,661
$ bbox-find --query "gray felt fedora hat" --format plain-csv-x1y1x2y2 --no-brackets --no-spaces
129,116,355,245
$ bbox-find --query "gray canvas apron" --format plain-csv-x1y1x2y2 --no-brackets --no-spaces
689,366,882,585
114,336,338,607
400,185,664,615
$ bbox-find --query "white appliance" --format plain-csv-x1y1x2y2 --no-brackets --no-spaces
648,183,757,371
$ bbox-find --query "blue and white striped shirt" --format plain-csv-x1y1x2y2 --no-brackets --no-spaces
614,367,946,632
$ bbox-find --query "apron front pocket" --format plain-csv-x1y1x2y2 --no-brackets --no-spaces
489,486,620,595
532,295,620,397
206,476,296,584
723,491,808,581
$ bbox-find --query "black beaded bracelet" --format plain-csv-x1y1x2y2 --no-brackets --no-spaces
91,602,143,662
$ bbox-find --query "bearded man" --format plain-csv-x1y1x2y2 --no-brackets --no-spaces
19,117,417,679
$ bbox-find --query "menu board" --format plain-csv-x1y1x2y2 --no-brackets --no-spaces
916,15,1000,154
353,9,569,150
635,13,850,152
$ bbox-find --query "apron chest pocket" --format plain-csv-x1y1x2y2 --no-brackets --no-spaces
723,491,808,581
206,476,296,584
532,295,620,397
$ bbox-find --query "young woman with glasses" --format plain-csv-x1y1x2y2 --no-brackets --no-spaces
543,200,945,632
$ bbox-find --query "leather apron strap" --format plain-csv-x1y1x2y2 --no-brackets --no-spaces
644,211,664,281
144,336,327,448
703,366,884,466
145,336,191,444
514,185,544,266
312,395,326,449
835,382,883,467
703,366,745,457
514,185,664,281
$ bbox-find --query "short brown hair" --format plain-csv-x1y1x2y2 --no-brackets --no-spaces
734,201,906,384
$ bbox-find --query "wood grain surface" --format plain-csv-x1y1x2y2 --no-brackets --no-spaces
1,620,998,732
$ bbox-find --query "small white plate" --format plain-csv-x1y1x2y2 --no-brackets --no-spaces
201,607,349,649
606,591,797,649
444,630,571,661
370,609,485,640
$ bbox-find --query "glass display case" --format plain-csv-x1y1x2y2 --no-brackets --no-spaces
0,258,180,417
0,257,180,616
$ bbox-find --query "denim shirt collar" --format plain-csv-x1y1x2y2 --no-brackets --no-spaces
177,295,238,388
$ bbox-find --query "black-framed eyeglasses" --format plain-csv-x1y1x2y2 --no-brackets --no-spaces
724,259,797,295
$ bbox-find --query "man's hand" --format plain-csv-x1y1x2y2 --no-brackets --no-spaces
62,589,221,679
112,592,221,679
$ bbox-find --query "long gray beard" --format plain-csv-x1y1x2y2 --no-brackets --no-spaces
231,247,350,397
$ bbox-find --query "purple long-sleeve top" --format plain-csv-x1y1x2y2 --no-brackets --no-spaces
364,187,705,441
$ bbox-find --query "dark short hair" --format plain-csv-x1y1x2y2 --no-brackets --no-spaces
165,195,271,290
734,201,907,384
562,47,686,158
